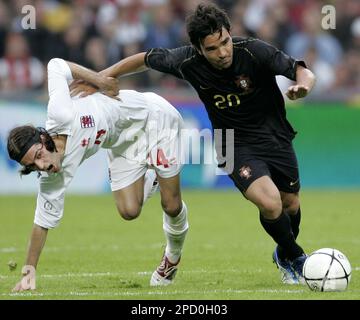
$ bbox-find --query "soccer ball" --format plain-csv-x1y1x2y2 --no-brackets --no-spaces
303,248,352,292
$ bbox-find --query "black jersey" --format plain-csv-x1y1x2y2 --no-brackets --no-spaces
145,37,306,148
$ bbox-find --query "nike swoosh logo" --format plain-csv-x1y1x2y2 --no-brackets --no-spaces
290,179,299,186
199,85,211,90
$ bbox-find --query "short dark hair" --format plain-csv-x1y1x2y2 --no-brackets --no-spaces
7,125,56,175
186,3,231,50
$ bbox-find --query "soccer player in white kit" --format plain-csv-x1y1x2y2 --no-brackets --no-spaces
7,58,189,291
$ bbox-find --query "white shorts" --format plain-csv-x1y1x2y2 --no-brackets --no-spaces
107,93,184,191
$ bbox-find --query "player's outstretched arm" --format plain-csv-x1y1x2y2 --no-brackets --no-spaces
69,53,148,97
99,52,148,78
66,61,120,99
286,65,316,100
12,224,48,292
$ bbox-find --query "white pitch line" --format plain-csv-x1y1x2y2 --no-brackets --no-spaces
0,247,17,253
1,288,308,298
0,268,264,279
0,243,165,253
1,267,359,280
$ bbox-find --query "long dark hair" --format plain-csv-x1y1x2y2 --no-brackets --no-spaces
7,125,57,175
186,3,231,51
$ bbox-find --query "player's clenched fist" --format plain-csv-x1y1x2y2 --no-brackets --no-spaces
286,85,309,100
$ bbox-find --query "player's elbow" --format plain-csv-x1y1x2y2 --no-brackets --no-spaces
306,68,316,83
47,58,63,71
311,71,317,87
303,67,316,87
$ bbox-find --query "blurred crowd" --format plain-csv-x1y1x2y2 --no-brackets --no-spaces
0,0,359,96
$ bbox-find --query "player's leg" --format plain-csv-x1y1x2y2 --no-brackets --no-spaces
244,176,305,284
150,173,189,286
107,147,153,220
227,153,304,284
112,168,159,220
245,176,304,261
112,175,144,220
280,191,301,240
267,146,307,281
270,144,302,241
158,173,187,263
279,191,306,279
145,94,188,286
227,155,304,260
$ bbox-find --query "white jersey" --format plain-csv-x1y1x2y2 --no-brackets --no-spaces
34,58,183,229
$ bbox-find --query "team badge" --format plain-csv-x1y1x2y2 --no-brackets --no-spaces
80,115,95,128
239,166,252,180
234,75,253,93
44,201,53,211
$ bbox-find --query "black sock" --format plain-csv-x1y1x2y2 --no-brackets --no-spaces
260,212,304,261
278,208,302,259
289,207,301,240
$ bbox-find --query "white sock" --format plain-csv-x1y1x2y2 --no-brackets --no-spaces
163,201,189,264
143,169,157,203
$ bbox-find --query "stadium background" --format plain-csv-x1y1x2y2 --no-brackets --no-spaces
0,0,359,193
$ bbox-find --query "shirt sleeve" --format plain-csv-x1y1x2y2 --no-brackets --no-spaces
46,58,74,135
34,172,67,229
248,39,307,81
145,46,194,79
34,158,81,229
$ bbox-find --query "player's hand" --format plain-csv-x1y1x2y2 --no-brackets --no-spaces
12,265,36,292
70,78,121,101
12,280,28,292
99,76,121,101
70,79,97,98
286,85,309,100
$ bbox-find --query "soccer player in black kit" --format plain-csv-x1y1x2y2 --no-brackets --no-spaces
72,3,316,285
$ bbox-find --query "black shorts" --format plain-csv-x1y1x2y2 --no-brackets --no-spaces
218,143,300,194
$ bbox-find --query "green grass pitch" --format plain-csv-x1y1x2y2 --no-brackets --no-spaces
0,190,359,300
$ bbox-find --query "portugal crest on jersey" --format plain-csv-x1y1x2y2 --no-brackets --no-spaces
234,75,253,93
239,165,252,180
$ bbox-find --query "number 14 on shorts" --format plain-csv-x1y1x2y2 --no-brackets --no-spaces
148,149,176,168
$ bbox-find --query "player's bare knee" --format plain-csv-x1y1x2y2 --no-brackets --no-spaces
161,199,182,217
283,198,300,215
258,197,282,218
119,209,141,220
116,204,142,220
